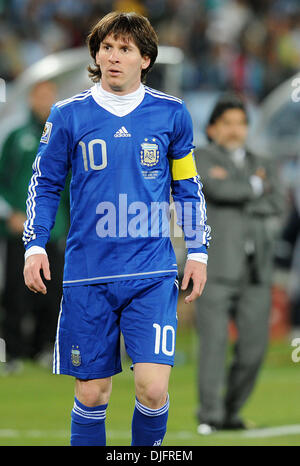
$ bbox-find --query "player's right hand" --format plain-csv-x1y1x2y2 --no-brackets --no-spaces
23,253,51,295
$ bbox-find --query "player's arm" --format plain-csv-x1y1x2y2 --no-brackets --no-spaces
171,172,210,303
168,104,211,303
23,105,71,293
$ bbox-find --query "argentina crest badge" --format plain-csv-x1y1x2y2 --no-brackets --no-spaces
71,345,81,367
140,139,159,167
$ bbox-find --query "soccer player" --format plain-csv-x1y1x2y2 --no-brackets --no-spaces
23,12,210,446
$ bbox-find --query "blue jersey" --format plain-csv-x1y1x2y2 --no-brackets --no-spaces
23,85,210,286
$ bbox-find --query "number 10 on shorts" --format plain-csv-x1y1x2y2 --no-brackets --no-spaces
153,323,175,356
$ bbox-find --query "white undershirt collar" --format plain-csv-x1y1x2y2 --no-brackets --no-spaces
91,81,145,117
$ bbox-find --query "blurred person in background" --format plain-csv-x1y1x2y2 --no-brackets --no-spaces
275,186,300,338
0,80,69,373
194,93,284,434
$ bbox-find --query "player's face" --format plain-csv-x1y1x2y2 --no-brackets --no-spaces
96,34,151,95
207,109,248,151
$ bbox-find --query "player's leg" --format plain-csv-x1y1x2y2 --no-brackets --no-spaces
120,275,178,446
132,362,171,446
71,377,112,446
53,284,123,446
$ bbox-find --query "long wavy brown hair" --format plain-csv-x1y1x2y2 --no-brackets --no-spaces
87,11,158,83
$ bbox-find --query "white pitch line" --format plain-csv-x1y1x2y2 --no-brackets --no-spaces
241,424,300,439
0,425,300,440
0,429,19,438
0,429,68,439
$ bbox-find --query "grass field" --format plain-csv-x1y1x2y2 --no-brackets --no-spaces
0,324,299,447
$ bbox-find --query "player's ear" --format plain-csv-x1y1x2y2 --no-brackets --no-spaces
95,50,100,66
141,56,151,70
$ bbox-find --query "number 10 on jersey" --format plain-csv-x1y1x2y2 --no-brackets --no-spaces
79,139,108,171
153,323,175,356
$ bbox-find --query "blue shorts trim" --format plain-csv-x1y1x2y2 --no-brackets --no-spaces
56,367,123,380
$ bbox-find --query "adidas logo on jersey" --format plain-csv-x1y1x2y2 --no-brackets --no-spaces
114,126,131,137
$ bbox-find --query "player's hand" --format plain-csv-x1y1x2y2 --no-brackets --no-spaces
23,254,51,295
181,260,207,304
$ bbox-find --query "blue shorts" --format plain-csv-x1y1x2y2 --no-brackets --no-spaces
53,275,179,380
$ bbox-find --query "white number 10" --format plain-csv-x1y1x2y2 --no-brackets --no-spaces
79,139,107,171
153,323,175,356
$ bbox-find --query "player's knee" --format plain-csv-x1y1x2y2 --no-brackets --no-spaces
75,378,112,407
135,380,168,409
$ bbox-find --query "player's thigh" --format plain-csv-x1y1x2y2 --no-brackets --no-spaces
120,275,179,367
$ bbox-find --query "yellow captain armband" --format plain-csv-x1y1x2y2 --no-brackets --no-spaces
170,150,198,181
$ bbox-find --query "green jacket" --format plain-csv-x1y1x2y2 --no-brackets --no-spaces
195,142,285,284
0,112,70,241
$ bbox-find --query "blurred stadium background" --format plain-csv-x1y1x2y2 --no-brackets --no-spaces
0,0,300,446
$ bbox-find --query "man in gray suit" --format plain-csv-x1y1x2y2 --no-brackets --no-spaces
194,94,284,434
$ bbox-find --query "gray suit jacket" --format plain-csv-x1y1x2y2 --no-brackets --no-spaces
195,143,285,284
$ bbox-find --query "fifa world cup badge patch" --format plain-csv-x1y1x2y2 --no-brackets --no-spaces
71,345,81,367
40,122,52,144
140,139,159,167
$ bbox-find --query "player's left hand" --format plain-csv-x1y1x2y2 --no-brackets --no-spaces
181,260,207,304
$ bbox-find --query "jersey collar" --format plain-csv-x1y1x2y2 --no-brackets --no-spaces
91,82,145,117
